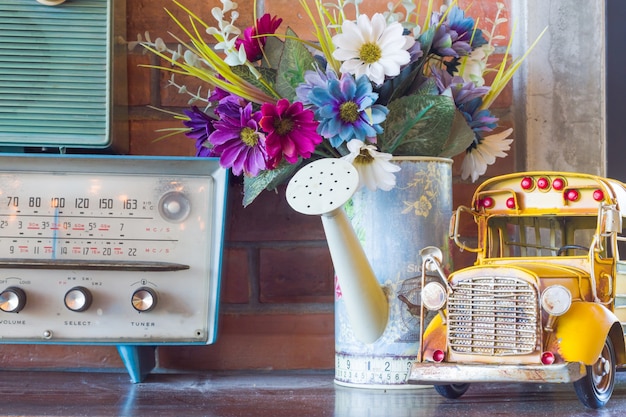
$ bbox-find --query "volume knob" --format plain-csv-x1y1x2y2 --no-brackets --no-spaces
131,287,158,312
0,287,27,313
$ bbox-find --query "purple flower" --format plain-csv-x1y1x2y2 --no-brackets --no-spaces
431,67,489,106
431,6,487,58
208,96,268,176
235,14,283,62
182,106,218,157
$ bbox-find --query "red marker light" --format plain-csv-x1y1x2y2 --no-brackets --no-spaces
593,189,604,201
565,189,580,202
552,178,565,190
520,177,534,190
481,197,495,208
537,177,550,190
541,351,555,365
433,350,445,363
506,197,516,209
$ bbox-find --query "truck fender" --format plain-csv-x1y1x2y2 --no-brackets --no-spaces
421,313,447,360
555,301,624,365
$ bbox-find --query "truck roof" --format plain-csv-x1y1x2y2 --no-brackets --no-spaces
472,172,626,216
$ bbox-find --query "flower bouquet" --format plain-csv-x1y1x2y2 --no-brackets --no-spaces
138,0,544,206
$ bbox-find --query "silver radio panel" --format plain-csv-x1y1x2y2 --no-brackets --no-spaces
0,154,227,345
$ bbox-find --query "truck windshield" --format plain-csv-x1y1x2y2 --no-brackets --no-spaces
486,216,597,258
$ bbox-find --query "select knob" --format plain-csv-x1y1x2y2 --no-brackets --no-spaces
131,287,158,312
64,286,93,312
0,287,26,313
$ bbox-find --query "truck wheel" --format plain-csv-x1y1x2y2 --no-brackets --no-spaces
573,336,616,409
434,383,470,399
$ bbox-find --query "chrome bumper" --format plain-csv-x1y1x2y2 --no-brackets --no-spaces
408,362,586,385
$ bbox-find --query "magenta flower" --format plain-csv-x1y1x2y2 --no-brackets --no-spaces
260,99,322,169
208,96,268,176
235,14,283,62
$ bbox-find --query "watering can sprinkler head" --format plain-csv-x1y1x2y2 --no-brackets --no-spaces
286,159,389,344
286,158,359,217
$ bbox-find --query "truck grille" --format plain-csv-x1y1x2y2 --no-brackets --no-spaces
447,276,538,355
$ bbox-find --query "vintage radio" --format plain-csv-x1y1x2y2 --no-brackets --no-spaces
0,154,228,382
0,1,228,383
1,0,128,152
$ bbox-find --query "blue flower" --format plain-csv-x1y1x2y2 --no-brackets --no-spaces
295,66,338,106
307,73,388,148
431,6,487,58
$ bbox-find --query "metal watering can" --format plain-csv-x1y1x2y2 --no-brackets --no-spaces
286,158,389,344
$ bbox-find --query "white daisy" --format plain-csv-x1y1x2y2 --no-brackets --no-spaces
461,128,514,182
332,13,415,86
341,139,401,191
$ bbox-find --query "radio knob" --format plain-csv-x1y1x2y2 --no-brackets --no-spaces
158,191,190,223
0,287,27,313
131,287,158,312
64,287,93,312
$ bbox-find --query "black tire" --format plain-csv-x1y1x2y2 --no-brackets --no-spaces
573,336,616,409
434,383,470,399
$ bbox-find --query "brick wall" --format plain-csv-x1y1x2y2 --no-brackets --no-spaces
0,0,515,372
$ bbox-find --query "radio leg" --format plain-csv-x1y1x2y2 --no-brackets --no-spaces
116,345,156,383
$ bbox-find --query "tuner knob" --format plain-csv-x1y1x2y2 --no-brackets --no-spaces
64,287,93,312
158,191,190,223
0,287,27,313
131,287,158,312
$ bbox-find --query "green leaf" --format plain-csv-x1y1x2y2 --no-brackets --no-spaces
380,94,457,156
230,65,277,98
438,110,476,158
274,28,316,101
263,36,284,69
242,161,302,207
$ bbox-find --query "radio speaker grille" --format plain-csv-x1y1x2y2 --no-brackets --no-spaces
0,0,127,151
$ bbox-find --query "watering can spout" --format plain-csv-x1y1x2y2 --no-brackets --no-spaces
286,159,388,344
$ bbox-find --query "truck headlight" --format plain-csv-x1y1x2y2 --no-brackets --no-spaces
422,282,447,310
541,285,571,316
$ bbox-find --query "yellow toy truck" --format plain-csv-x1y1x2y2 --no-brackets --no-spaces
408,171,626,408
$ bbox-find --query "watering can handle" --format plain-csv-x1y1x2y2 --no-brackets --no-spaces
286,159,388,344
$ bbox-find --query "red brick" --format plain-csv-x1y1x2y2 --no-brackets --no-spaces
127,0,255,44
226,183,327,241
451,245,477,270
127,52,152,106
259,247,333,303
129,119,197,156
160,70,209,108
221,247,251,304
458,0,512,44
157,312,335,370
451,183,479,238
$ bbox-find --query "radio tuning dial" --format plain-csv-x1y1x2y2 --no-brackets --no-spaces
0,287,27,313
64,287,93,312
132,287,158,312
159,191,191,223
